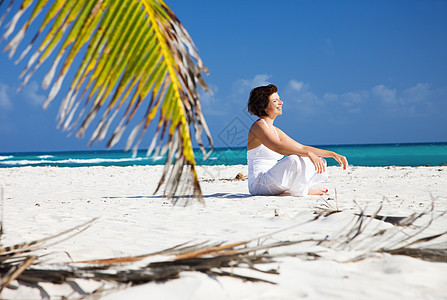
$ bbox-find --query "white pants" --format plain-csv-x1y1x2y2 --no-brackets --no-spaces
250,155,328,196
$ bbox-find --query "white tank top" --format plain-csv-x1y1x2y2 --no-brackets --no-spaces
247,119,283,190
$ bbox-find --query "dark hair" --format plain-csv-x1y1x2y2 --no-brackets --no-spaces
247,84,278,117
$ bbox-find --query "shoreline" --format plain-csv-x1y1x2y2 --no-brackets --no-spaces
1,142,447,168
1,165,446,299
1,140,446,153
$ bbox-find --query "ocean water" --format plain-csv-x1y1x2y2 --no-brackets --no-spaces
0,143,446,168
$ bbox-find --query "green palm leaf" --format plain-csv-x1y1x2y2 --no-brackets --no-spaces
0,0,213,201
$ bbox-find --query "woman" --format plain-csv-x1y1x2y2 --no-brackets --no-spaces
247,84,348,196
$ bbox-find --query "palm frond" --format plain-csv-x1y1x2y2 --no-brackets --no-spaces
0,0,212,201
0,222,282,296
1,201,447,297
0,218,96,293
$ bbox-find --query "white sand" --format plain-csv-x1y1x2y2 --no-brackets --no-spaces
1,165,447,299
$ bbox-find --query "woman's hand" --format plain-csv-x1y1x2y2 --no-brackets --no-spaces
308,152,326,174
333,153,348,170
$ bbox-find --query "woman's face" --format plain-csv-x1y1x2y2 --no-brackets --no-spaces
265,92,283,117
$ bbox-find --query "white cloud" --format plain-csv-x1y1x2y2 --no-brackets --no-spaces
283,80,323,114
288,79,305,92
285,79,369,114
233,74,272,95
199,83,218,105
340,91,369,113
320,82,435,116
20,81,46,107
400,83,431,103
284,80,435,116
369,82,435,116
372,84,397,104
203,75,438,122
0,82,12,110
372,83,431,108
323,92,339,102
0,80,47,112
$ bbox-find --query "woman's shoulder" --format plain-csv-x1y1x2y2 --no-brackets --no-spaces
247,120,262,150
249,119,262,131
251,118,268,128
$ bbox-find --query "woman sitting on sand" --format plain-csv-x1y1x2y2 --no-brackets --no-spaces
247,84,348,196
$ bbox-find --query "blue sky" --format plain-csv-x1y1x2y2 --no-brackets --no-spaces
0,0,446,152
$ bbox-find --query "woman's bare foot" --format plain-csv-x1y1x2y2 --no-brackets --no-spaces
308,188,328,195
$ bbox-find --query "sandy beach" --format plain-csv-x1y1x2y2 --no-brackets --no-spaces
1,164,447,299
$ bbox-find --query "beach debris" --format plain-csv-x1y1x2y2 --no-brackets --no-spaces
200,173,247,183
235,173,246,180
385,246,447,262
361,214,407,226
314,192,342,217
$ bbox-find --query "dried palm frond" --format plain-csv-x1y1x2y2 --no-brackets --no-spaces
385,247,447,262
1,200,447,298
314,197,341,218
0,237,289,297
0,214,324,297
314,188,342,218
0,218,96,293
0,0,212,201
318,199,447,263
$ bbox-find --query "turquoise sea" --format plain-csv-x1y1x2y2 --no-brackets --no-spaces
0,143,446,168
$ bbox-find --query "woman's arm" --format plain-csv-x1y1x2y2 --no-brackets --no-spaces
250,122,326,173
303,145,348,170
251,123,347,172
275,128,348,170
251,122,309,156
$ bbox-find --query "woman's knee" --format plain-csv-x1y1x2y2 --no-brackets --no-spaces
285,155,302,166
280,155,304,172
